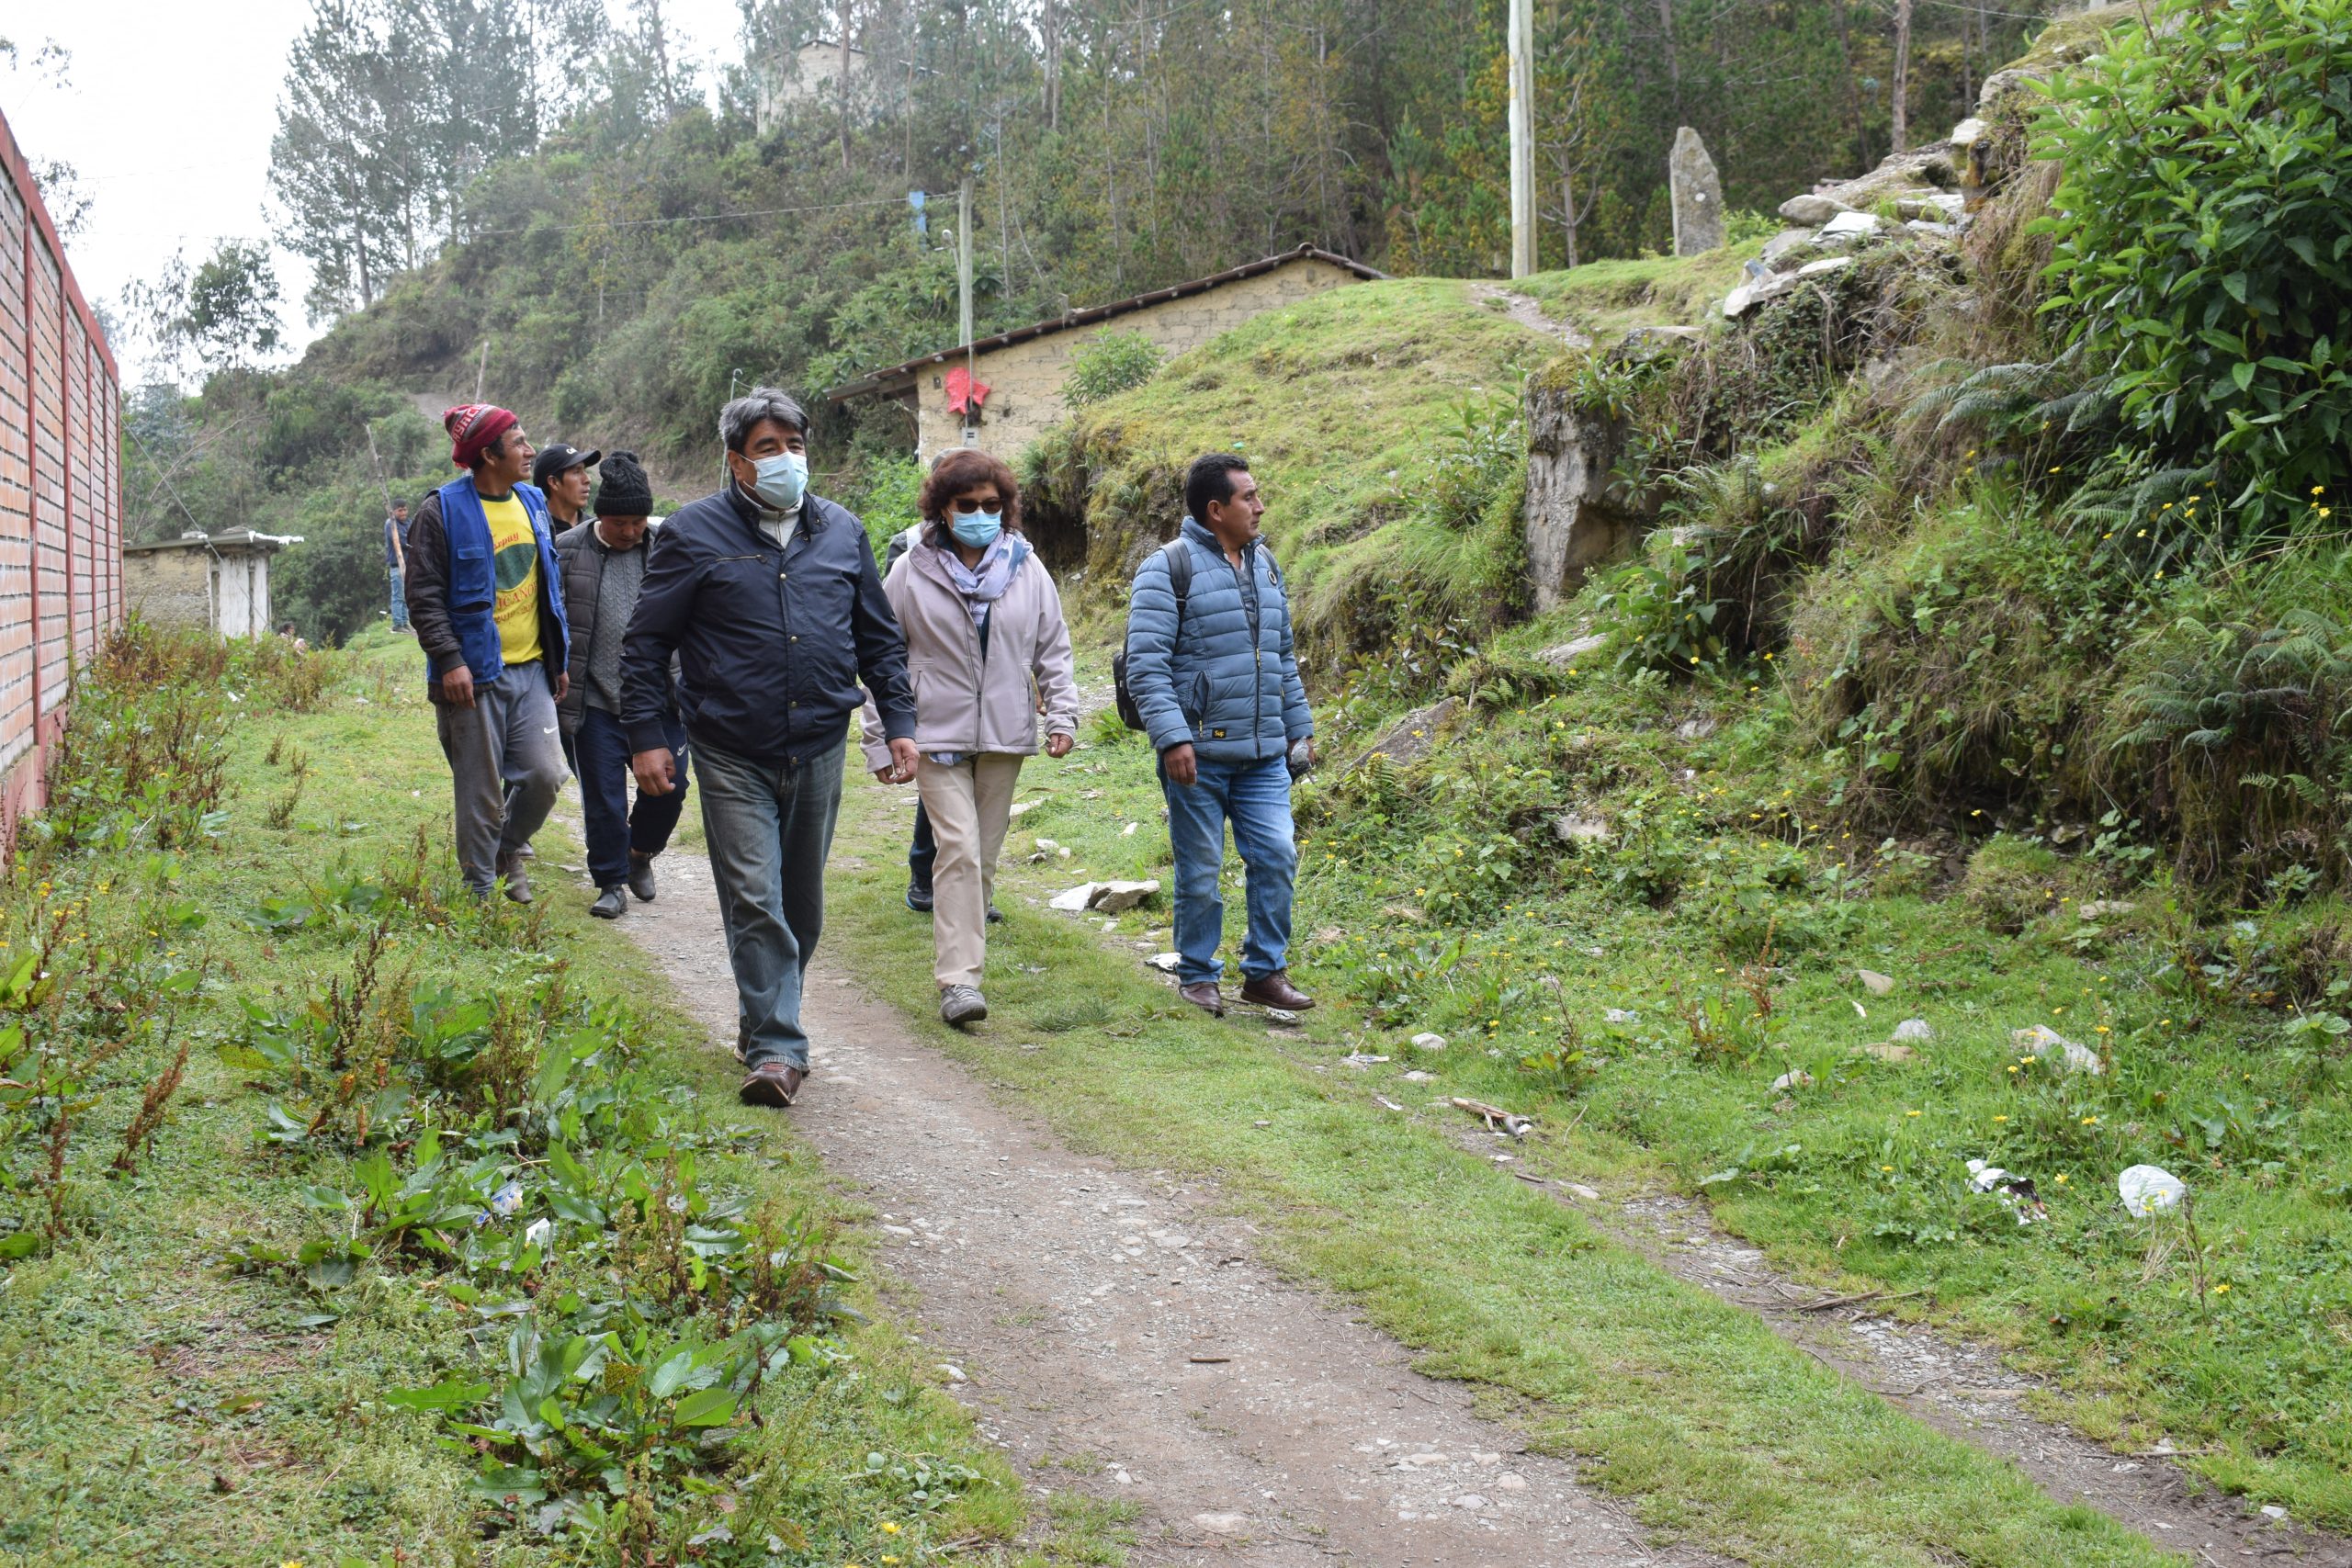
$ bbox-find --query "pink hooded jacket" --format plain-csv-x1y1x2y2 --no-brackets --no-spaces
860,530,1080,770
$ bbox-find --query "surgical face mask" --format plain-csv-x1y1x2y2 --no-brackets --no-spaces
949,511,1002,548
740,449,808,512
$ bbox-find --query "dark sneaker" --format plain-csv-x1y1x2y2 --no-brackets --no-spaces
495,850,532,904
986,903,1005,924
939,985,989,1026
1179,982,1226,1018
1238,972,1316,1010
590,886,627,919
906,882,934,914
627,852,658,902
739,1063,806,1108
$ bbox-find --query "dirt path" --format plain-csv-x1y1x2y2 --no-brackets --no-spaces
614,846,1724,1567
1470,281,1590,348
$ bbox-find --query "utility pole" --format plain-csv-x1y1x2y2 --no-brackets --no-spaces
1508,0,1537,277
958,175,977,446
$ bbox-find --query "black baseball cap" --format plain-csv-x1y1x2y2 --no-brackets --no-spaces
531,443,601,489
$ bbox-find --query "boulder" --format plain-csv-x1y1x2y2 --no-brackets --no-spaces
1091,879,1159,914
2013,1024,2104,1075
1537,631,1610,666
1760,228,1823,266
1797,255,1854,278
1813,143,1964,214
1948,116,1989,147
1723,272,1797,318
1668,127,1726,256
1552,812,1611,845
1819,210,1883,240
1351,695,1463,771
1779,192,1853,226
1522,360,1670,612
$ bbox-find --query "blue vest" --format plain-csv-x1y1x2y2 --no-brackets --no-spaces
424,474,569,693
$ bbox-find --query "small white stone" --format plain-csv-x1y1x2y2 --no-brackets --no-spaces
1410,1032,1448,1051
2262,1505,2289,1521
1194,1512,1250,1535
1495,1472,1528,1492
1454,1493,1488,1509
936,1363,966,1382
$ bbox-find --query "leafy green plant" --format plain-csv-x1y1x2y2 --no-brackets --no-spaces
1063,331,1166,409
2034,0,2352,530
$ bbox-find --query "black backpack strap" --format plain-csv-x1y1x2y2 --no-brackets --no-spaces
1163,538,1193,628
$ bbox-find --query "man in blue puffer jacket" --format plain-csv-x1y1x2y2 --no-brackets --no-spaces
1125,453,1317,1017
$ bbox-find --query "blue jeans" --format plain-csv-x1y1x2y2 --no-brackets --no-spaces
389,567,410,630
574,706,687,889
1159,751,1297,987
694,735,846,1072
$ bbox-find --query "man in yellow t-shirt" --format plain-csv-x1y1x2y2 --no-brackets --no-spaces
402,403,571,901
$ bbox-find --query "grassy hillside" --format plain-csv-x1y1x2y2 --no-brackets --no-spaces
1001,0,2352,1528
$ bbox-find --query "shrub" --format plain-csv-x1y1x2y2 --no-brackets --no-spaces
1063,331,1166,409
2034,0,2352,532
1960,833,2086,933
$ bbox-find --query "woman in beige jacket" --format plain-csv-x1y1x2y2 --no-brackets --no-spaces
864,449,1080,1025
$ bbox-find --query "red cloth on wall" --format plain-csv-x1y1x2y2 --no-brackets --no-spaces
944,365,991,416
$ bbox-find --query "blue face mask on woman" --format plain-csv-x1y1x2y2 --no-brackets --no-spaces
742,450,808,512
949,511,1002,548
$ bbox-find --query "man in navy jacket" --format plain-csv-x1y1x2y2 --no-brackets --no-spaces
620,389,917,1109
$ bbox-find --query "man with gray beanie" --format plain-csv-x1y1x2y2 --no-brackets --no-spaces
555,451,684,919
619,390,916,1109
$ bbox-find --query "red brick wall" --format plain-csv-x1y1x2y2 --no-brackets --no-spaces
0,107,124,852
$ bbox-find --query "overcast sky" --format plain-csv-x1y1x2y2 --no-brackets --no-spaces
3,0,749,384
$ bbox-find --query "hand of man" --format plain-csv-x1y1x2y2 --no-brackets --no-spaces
886,737,920,784
554,671,569,703
1046,731,1075,759
632,747,675,796
1162,741,1197,787
440,664,476,708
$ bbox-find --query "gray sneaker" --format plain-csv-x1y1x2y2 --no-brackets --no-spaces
939,985,989,1027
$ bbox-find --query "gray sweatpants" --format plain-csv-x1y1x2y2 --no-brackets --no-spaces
433,661,566,895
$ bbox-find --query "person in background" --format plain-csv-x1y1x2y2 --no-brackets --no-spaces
619,389,916,1110
1122,452,1316,1018
532,441,600,534
555,452,683,920
864,450,1076,1026
385,498,411,632
404,403,571,902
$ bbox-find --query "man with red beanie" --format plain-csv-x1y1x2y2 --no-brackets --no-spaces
403,404,571,901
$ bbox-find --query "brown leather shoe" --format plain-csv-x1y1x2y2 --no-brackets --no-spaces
1238,972,1316,1010
739,1063,806,1107
1179,982,1226,1018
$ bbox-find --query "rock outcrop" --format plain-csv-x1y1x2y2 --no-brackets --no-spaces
1668,128,1725,256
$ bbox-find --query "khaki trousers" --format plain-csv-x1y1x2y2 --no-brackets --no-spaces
917,753,1025,990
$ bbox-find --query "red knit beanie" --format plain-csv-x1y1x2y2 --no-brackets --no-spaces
445,403,519,469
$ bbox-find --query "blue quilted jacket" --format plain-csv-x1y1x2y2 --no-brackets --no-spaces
1124,516,1313,763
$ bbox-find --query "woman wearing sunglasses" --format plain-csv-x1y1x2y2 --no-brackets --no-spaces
862,448,1080,1025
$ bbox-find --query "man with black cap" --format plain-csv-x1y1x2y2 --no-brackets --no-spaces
403,403,571,901
532,441,600,534
554,452,685,919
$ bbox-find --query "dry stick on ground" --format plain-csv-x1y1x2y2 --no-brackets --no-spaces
1451,1097,1533,1138
112,1040,192,1176
1796,1286,1928,1313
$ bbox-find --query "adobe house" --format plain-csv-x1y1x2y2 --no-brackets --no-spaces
828,244,1385,459
125,529,300,640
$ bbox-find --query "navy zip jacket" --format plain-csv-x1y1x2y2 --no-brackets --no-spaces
618,482,915,764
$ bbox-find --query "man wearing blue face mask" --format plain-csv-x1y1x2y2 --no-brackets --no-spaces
618,388,919,1110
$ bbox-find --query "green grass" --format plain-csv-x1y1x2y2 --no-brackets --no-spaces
884,634,2352,1545
820,696,2194,1568
1025,276,1555,630
1508,245,1764,337
0,628,1098,1567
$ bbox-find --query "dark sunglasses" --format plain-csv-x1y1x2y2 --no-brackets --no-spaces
947,496,1001,514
